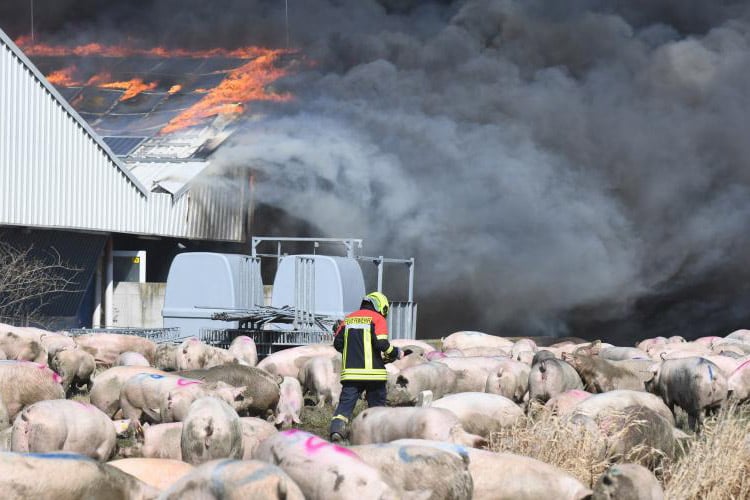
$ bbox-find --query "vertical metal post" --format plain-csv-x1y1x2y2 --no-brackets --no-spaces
408,258,415,302
285,0,290,48
277,241,282,265
30,0,35,43
92,255,102,327
377,256,383,292
104,238,114,327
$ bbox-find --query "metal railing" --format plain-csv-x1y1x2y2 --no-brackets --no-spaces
293,256,316,332
67,326,182,343
388,302,418,340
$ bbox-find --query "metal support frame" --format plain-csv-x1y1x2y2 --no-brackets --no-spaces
251,237,364,262
357,255,415,302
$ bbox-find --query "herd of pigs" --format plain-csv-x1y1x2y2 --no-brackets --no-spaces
0,325,749,499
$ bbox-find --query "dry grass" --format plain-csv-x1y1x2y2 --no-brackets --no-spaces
663,405,750,500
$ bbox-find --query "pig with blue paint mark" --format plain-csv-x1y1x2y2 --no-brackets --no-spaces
645,356,728,430
0,451,159,499
11,399,116,461
350,442,473,500
159,459,304,499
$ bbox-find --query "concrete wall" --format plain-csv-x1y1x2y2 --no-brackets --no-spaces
112,282,166,328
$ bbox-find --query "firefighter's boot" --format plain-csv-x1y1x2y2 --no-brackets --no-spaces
329,415,349,443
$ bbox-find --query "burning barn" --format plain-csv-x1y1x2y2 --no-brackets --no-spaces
0,28,296,329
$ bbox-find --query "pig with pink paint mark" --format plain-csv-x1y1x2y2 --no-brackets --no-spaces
254,429,400,500
159,459,305,500
299,355,341,408
350,406,486,448
89,366,166,418
544,389,592,416
0,360,64,420
119,373,205,425
727,358,750,403
0,451,159,500
181,397,244,465
11,400,116,461
274,376,303,428
228,335,258,366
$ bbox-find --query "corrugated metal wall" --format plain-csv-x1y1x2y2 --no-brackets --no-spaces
0,30,245,242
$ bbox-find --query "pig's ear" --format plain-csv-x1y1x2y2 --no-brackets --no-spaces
233,386,248,400
589,340,602,355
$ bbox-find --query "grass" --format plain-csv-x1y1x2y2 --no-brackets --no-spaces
488,405,750,499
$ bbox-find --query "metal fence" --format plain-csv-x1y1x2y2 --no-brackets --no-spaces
67,327,182,344
388,302,418,340
198,327,334,358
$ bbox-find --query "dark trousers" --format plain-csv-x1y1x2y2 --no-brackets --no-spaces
330,380,387,436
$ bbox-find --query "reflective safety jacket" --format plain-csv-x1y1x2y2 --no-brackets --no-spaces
334,308,395,381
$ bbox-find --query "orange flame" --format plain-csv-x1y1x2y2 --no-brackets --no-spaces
16,36,280,60
161,51,292,134
18,36,296,133
99,78,158,100
46,65,82,86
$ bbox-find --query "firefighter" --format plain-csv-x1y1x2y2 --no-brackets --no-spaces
329,291,402,442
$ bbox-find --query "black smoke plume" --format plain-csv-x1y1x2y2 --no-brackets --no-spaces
4,1,750,342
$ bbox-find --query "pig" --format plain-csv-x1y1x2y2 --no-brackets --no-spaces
0,398,8,431
40,332,77,359
11,400,116,461
228,335,258,366
140,417,278,461
426,351,448,361
257,344,339,378
598,347,650,361
159,459,305,500
350,406,486,448
511,338,538,359
726,329,750,343
571,405,678,468
89,366,166,418
74,333,156,365
564,352,644,393
593,463,664,500
434,356,509,392
528,352,583,404
141,422,184,460
177,364,281,416
441,331,514,352
391,440,592,500
238,416,279,458
646,357,728,430
636,337,668,352
0,451,159,500
350,442,473,500
161,381,249,423
49,347,96,395
115,351,151,367
0,360,65,420
299,356,341,408
107,458,193,492
429,392,523,437
484,359,531,403
387,362,458,406
572,389,675,426
544,389,592,416
727,358,750,402
253,429,399,500
119,373,206,425
154,343,180,371
274,376,303,428
697,354,740,377
390,339,437,353
175,338,238,370
181,397,244,465
0,325,47,363
391,350,428,371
